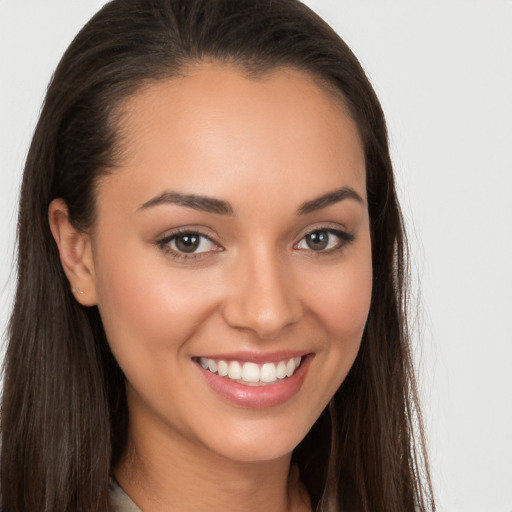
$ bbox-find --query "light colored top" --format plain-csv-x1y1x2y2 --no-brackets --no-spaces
110,479,143,512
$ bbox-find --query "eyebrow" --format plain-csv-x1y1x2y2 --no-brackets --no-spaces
139,186,364,216
297,186,364,215
139,191,234,215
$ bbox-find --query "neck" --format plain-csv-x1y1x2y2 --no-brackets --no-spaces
115,414,310,512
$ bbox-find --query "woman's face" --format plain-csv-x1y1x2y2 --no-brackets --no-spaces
88,65,372,463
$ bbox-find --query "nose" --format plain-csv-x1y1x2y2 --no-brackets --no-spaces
221,248,303,339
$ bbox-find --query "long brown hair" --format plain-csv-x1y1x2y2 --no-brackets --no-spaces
1,1,435,511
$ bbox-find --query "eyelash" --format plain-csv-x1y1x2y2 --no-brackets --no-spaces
156,227,355,261
294,227,355,254
156,229,222,261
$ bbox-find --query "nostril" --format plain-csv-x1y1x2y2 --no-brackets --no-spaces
221,257,304,337
221,300,303,339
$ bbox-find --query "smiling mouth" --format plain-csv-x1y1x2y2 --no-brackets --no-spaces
197,356,303,386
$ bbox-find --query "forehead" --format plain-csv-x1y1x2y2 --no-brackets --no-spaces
100,64,366,213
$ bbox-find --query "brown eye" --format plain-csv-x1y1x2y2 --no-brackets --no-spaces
174,233,201,253
158,231,220,257
305,230,329,250
295,228,354,253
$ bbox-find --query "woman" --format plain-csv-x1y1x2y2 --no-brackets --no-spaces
1,0,435,511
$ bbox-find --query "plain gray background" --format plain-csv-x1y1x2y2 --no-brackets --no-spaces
1,1,511,511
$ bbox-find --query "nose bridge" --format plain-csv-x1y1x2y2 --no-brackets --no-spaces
222,241,302,338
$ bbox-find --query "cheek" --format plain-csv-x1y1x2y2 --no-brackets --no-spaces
92,241,217,368
308,246,373,343
303,240,372,400
325,264,372,338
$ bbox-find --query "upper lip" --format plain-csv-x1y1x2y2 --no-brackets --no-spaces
193,350,311,364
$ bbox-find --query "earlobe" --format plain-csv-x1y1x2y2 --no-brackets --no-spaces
48,198,97,306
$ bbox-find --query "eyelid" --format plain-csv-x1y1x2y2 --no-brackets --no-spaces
294,222,352,241
156,225,222,245
293,225,355,252
154,223,354,260
156,227,224,260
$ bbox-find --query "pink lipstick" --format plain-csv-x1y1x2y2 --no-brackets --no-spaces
194,351,312,408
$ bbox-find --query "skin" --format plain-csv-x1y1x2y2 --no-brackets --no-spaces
49,64,372,512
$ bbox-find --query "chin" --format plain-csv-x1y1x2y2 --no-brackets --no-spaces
197,417,311,464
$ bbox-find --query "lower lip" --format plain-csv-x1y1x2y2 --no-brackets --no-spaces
196,356,312,408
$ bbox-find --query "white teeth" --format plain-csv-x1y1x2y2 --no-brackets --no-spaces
228,361,242,380
217,360,229,377
199,356,302,385
276,361,287,379
260,362,277,383
286,358,295,377
242,362,260,383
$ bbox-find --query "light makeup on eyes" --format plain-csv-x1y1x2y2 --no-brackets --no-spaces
157,226,355,261
294,228,354,252
157,230,222,259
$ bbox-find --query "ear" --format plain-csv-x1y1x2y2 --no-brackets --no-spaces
48,198,97,306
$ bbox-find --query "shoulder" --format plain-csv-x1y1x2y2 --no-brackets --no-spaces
109,479,143,512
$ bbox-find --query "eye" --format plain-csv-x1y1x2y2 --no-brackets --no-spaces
158,231,221,257
295,228,353,252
